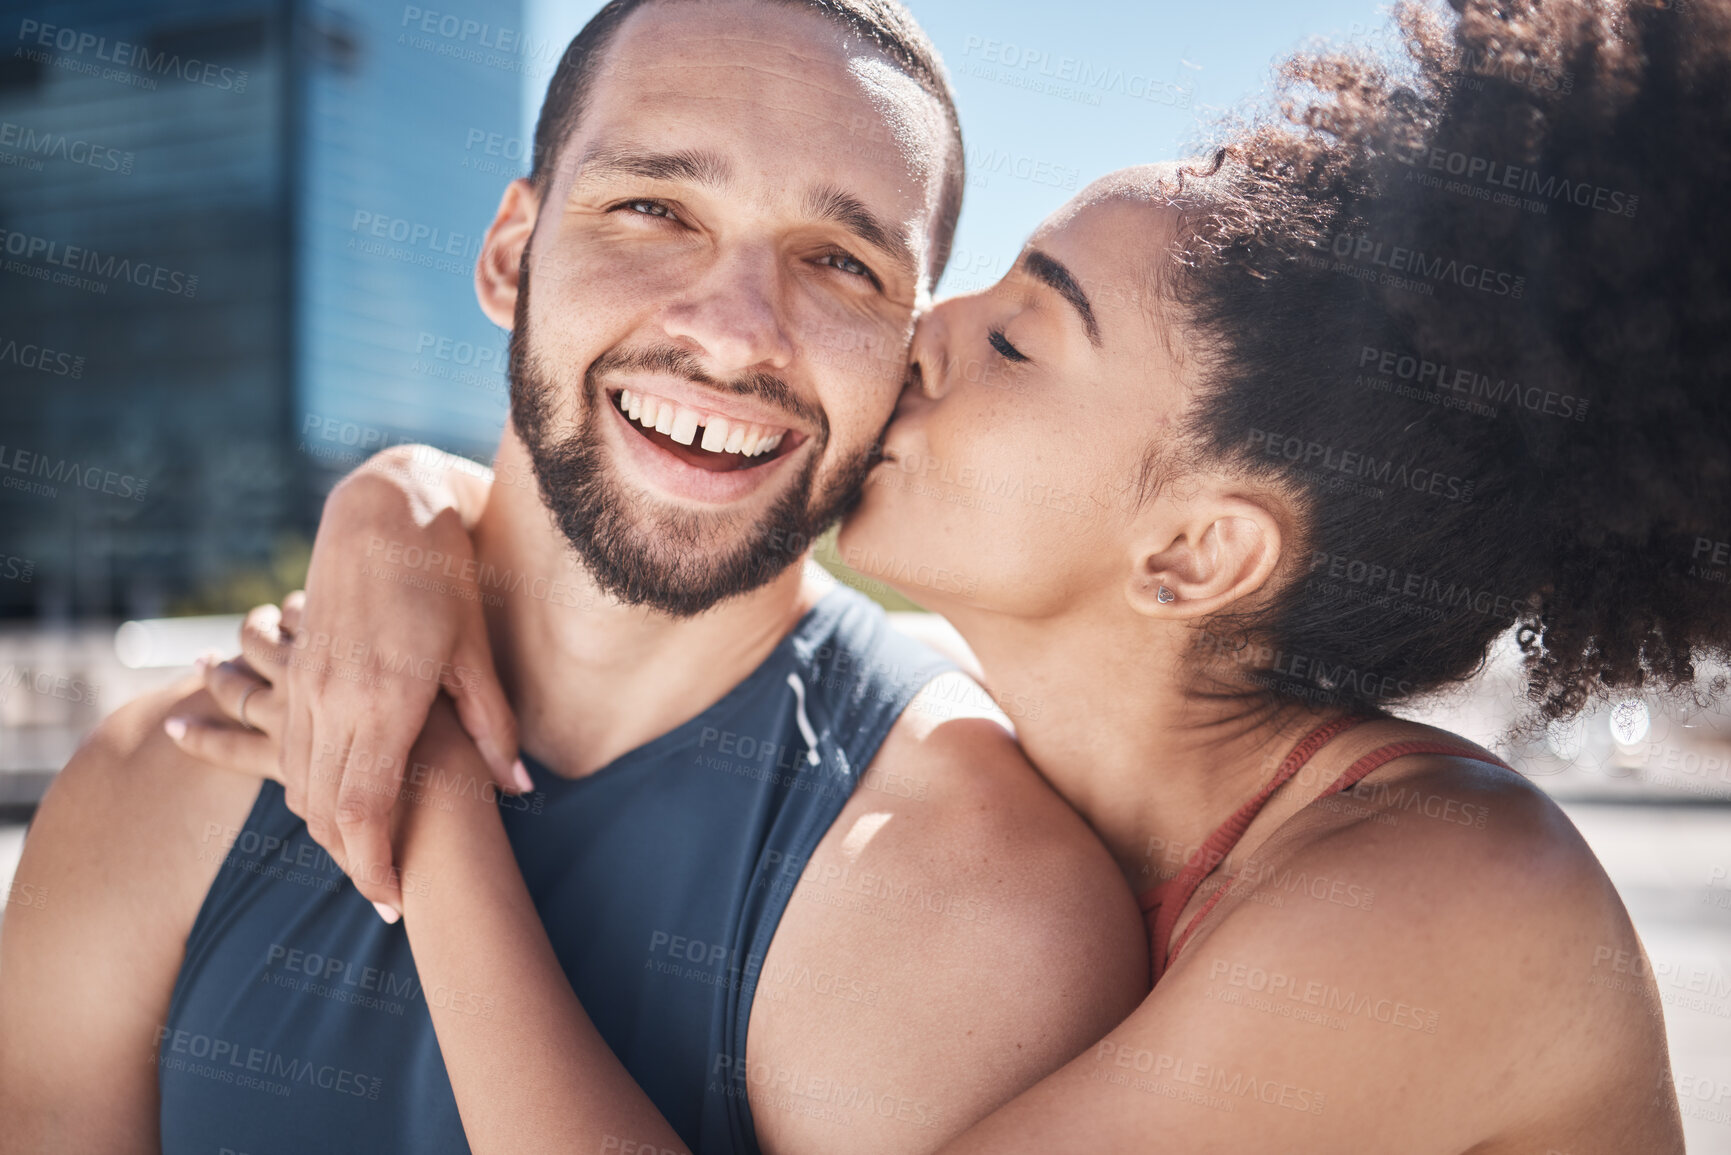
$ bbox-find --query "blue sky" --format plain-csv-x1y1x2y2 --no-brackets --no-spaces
524,0,1402,295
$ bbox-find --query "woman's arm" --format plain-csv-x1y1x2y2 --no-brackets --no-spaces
172,443,515,917
395,705,693,1155
172,622,694,1154
927,780,1683,1155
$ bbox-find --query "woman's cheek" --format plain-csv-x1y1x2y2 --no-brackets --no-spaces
948,345,1021,395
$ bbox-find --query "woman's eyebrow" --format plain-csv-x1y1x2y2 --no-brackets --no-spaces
1022,248,1101,346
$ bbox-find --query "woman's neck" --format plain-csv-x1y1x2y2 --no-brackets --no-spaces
946,599,1334,892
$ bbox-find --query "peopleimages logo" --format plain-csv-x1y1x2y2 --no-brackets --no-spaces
1308,549,1539,620
0,665,99,707
15,19,250,92
0,120,133,174
1247,428,1477,504
0,227,197,297
964,144,1080,191
958,35,1192,108
0,336,83,379
1326,233,1524,298
1397,145,1637,218
1357,345,1589,422
154,1026,383,1099
0,444,149,501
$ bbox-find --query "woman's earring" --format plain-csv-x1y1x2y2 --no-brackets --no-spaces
1156,584,1176,604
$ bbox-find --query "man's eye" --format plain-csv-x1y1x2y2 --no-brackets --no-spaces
620,200,675,220
818,252,874,281
988,328,1029,363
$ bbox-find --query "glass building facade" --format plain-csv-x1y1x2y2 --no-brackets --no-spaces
0,0,522,620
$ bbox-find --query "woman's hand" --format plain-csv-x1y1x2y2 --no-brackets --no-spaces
163,595,301,785
164,443,517,918
164,590,471,924
281,451,520,919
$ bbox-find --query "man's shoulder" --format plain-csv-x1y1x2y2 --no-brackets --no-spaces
747,670,1147,1154
26,677,264,920
870,672,1137,932
0,679,264,1147
795,593,957,723
56,675,259,818
843,667,1149,1029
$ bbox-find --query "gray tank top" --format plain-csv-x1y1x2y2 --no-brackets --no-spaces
158,587,953,1153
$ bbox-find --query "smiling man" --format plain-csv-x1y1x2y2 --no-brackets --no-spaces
0,1,1145,1152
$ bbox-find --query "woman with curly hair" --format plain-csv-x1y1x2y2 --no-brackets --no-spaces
173,0,1712,1148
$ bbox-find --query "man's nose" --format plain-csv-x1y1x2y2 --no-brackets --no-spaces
660,247,795,375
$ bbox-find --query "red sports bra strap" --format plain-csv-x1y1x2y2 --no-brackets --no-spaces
1156,737,1513,979
1143,714,1369,982
1323,739,1512,795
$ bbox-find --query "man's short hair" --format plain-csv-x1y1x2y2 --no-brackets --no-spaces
528,0,965,285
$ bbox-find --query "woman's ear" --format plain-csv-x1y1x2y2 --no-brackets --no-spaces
475,179,539,329
1125,494,1284,619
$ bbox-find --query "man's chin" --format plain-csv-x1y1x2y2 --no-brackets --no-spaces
512,372,865,617
533,450,827,617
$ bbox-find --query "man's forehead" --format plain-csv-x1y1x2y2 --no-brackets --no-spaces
565,3,947,276
590,2,941,156
601,2,876,101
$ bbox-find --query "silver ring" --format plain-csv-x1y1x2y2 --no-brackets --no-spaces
236,682,263,732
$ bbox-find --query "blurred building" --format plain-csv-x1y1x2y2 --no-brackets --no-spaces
0,0,523,620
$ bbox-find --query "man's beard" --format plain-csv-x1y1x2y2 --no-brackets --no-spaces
507,266,881,617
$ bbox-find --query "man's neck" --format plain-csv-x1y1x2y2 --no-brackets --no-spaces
473,434,821,777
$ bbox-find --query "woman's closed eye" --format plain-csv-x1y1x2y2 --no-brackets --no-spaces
988,327,1029,363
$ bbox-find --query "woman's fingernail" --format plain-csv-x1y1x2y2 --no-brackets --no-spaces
164,717,189,741
372,901,401,925
511,758,533,794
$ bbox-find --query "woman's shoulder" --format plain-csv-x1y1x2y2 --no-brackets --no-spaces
970,738,1683,1153
1243,719,1643,1021
1147,729,1679,1149
1263,715,1594,902
1290,718,1606,921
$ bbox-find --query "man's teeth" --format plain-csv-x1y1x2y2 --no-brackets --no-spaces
617,389,786,457
670,408,700,446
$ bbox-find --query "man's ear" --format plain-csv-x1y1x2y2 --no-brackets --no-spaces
475,179,539,329
1125,495,1284,619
